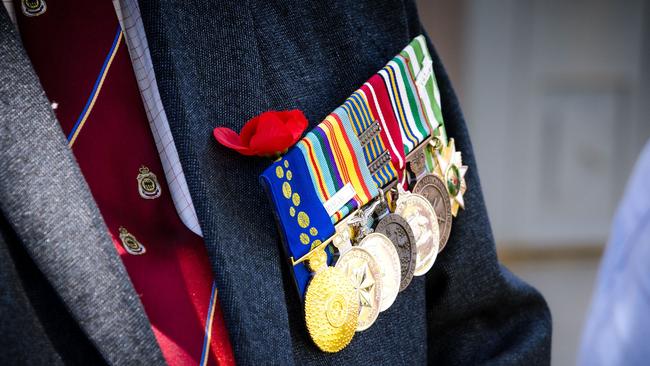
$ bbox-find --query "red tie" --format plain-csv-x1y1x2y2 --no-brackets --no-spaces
15,1,235,365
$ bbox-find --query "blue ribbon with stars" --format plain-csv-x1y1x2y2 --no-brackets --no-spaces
260,147,335,298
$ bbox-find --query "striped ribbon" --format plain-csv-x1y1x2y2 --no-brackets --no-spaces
68,26,123,146
362,75,408,187
379,55,431,155
399,36,450,174
298,107,378,223
199,281,218,366
341,90,398,189
400,35,448,144
276,35,448,223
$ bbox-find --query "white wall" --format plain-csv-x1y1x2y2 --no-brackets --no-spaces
460,0,649,247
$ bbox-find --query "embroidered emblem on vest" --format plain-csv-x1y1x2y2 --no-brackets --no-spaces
22,0,46,17
118,227,146,255
137,166,161,199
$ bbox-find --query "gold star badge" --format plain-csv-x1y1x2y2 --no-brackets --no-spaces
431,138,467,216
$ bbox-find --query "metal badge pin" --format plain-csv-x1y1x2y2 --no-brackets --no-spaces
137,165,161,199
22,0,46,16
118,227,146,255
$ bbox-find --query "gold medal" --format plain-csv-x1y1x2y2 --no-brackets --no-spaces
431,138,468,216
305,240,327,272
304,267,359,353
335,247,383,331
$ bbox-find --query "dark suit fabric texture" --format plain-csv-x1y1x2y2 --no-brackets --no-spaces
0,1,551,365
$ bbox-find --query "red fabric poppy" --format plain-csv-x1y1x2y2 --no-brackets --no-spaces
213,110,308,157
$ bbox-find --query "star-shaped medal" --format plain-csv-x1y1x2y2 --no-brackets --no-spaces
349,264,375,309
431,138,467,216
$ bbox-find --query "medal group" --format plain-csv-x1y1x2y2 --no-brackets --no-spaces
260,35,468,353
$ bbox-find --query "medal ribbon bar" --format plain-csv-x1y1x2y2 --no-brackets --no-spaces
259,34,467,352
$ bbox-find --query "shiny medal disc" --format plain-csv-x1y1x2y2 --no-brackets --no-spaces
304,266,359,352
335,247,383,331
374,213,417,292
413,174,453,252
395,191,440,276
359,233,401,311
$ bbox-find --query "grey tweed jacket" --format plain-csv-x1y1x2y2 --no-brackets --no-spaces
0,1,551,365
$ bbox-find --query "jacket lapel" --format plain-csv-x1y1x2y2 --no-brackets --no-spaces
138,1,296,364
0,9,165,366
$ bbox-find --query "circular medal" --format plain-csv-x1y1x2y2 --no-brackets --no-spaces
304,266,359,353
374,214,416,292
359,233,401,312
395,192,440,276
335,247,383,331
413,174,453,252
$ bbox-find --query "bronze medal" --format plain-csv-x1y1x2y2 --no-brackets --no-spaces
413,174,453,251
374,213,417,292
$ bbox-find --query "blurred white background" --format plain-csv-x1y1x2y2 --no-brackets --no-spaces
418,0,650,364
